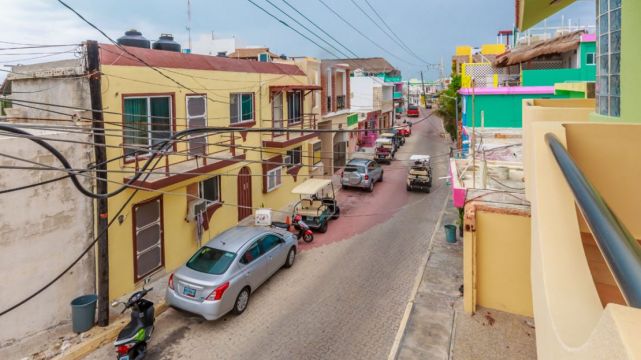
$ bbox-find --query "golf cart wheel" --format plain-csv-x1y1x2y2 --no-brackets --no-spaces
426,187,431,194
319,221,328,233
406,185,411,191
331,206,340,219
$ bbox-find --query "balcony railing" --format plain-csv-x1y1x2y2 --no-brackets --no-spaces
336,95,346,110
262,113,318,147
546,133,641,307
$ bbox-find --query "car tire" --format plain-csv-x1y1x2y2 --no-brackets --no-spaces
379,172,384,182
284,247,296,268
367,182,374,192
232,287,250,315
319,220,328,233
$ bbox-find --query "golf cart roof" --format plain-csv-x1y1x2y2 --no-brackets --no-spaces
375,138,393,144
381,132,395,137
291,178,333,195
410,154,431,161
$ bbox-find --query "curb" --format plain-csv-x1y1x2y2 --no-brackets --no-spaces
53,301,168,360
387,194,450,360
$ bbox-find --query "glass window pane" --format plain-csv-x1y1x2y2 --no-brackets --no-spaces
599,0,608,14
124,98,148,156
187,96,206,117
610,9,621,31
202,176,220,202
610,30,621,53
599,14,609,34
610,96,620,117
610,0,621,10
230,94,239,123
598,96,609,115
150,97,171,146
259,235,281,253
187,247,236,275
241,94,253,121
610,75,620,96
599,34,609,54
599,55,609,75
598,76,609,96
610,53,620,74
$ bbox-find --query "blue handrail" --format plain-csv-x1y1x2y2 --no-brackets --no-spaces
546,133,641,307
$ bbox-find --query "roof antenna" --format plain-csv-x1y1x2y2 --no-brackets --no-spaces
186,0,192,51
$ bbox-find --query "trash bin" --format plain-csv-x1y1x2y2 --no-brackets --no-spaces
70,294,97,333
444,224,457,243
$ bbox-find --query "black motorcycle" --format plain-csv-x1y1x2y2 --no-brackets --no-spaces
112,281,155,360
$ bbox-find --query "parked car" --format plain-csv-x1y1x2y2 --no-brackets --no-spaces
341,158,384,192
166,226,297,320
407,104,419,117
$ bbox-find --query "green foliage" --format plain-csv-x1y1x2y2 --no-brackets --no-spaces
436,74,462,141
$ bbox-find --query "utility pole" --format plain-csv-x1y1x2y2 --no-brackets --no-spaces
86,40,109,327
420,71,426,108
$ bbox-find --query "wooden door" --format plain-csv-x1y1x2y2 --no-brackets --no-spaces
237,166,253,221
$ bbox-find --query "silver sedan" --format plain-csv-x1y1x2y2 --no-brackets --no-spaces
166,226,297,320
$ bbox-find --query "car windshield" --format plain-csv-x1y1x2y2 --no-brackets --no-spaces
345,165,365,173
186,246,236,275
408,105,418,110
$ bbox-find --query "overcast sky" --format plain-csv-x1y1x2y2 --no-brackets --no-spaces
1,0,595,81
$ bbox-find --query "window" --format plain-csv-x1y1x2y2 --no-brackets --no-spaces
287,91,302,124
199,176,220,204
272,92,284,134
187,95,207,156
287,146,302,167
312,142,322,166
230,93,254,124
586,52,596,65
240,242,262,264
266,167,282,192
596,0,621,117
186,247,236,275
133,197,164,281
259,234,282,254
123,96,172,158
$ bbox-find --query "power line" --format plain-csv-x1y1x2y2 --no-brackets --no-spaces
316,0,418,66
280,0,359,58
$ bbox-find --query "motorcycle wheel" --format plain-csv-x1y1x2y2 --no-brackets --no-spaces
303,233,314,243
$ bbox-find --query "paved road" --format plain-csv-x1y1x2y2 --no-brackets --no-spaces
88,109,452,360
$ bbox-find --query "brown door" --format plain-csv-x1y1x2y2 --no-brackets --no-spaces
237,166,252,221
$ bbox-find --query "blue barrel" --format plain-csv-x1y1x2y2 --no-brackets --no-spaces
444,224,457,243
70,294,97,333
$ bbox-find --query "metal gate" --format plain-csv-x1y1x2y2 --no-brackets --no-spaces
237,166,253,221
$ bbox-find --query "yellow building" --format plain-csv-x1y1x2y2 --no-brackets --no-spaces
99,44,321,299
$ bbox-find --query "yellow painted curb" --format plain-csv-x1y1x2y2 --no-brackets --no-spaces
54,301,168,360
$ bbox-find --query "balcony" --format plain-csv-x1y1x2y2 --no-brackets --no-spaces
336,95,346,110
525,100,641,358
262,113,319,148
123,132,245,190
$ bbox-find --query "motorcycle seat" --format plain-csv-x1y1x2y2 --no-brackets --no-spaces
116,317,144,342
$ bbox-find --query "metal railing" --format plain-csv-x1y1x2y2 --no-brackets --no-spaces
262,113,317,142
336,95,346,110
546,133,641,307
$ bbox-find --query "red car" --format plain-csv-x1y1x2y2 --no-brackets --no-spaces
406,104,419,117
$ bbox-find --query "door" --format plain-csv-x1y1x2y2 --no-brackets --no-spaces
133,196,164,282
333,141,347,170
187,95,207,157
239,241,269,290
237,166,253,221
259,234,287,275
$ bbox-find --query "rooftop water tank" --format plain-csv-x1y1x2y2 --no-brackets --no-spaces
116,29,150,49
152,34,181,52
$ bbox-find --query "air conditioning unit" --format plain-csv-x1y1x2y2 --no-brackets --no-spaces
186,199,207,222
282,155,292,167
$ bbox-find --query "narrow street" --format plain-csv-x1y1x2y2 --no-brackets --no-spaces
88,109,452,360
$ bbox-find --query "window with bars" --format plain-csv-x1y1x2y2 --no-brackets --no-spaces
230,93,254,124
596,0,621,117
123,96,172,158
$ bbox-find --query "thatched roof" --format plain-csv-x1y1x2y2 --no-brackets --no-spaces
494,30,585,67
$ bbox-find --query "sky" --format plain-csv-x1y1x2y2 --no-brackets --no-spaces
0,0,595,82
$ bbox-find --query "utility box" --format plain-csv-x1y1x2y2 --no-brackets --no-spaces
255,208,272,226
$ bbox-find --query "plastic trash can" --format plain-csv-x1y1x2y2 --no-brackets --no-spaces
444,224,457,243
70,294,97,333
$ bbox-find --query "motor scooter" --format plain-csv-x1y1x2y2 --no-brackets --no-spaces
112,280,155,360
272,214,314,243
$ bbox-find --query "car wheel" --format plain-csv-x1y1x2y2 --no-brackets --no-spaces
426,187,431,194
379,172,384,182
367,182,374,192
319,220,328,233
284,247,296,268
232,287,250,315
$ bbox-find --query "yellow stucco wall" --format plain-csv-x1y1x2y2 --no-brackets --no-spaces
464,208,533,317
100,63,318,299
481,44,506,55
455,46,472,56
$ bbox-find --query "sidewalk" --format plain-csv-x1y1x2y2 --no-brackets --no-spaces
390,200,536,360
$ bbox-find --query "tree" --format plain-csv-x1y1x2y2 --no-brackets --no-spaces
436,74,461,142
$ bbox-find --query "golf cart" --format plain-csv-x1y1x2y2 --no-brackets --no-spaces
291,179,340,233
380,132,402,150
406,155,432,192
375,138,395,164
391,127,406,146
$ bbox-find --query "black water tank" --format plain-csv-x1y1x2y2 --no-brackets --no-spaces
152,34,181,52
116,29,150,49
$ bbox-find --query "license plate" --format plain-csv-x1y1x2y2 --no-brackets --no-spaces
118,356,129,360
183,286,196,297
